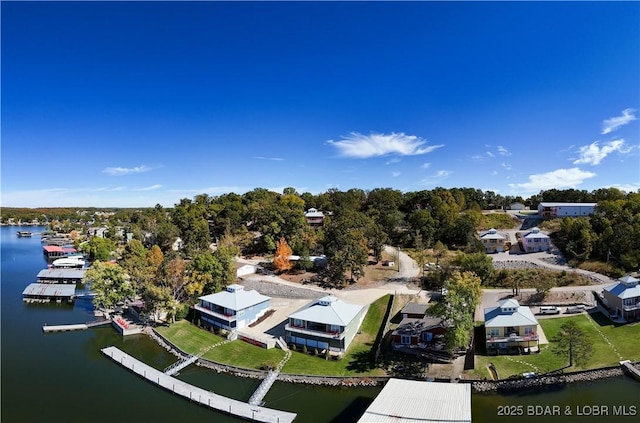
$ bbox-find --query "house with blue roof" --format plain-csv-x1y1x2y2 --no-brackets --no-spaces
484,298,539,354
603,275,640,322
195,284,270,331
285,295,366,354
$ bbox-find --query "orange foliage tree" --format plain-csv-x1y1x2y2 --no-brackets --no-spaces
273,236,293,273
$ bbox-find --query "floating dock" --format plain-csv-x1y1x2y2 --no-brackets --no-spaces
43,319,111,332
101,346,296,422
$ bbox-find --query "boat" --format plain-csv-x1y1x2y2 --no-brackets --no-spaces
51,256,86,269
17,231,33,237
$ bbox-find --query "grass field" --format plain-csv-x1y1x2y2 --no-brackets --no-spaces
473,312,640,379
156,294,392,376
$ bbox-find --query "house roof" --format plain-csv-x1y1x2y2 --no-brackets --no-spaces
523,227,549,239
480,228,505,240
604,278,640,299
484,299,538,328
305,208,324,218
358,378,471,423
199,284,270,311
538,202,597,207
400,302,429,316
392,317,444,336
288,295,364,326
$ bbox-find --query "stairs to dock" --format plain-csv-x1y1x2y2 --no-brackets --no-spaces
248,348,292,406
163,339,229,376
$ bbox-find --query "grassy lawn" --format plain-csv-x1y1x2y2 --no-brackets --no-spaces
473,313,640,380
155,295,392,376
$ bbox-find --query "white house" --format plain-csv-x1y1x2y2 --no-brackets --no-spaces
520,227,551,253
602,275,640,322
304,208,325,227
236,261,258,278
538,202,597,219
484,298,539,354
285,295,366,354
479,228,508,253
195,284,270,331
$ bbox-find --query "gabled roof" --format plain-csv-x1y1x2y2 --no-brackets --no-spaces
199,284,270,311
484,299,538,328
288,295,364,326
37,268,87,279
400,302,430,316
392,317,445,336
22,283,76,297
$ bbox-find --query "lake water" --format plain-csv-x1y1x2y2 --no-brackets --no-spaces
2,225,639,422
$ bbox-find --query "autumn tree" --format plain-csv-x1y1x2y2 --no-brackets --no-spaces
550,320,593,367
273,236,293,272
85,261,134,310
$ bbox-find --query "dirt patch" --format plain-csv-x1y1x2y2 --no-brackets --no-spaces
517,289,594,306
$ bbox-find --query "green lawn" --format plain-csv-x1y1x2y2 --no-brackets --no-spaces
474,313,640,379
155,294,393,376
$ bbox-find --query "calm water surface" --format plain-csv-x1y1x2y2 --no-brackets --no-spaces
2,226,639,422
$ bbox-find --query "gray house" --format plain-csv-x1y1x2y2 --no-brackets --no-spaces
285,295,366,354
603,275,640,322
195,284,270,331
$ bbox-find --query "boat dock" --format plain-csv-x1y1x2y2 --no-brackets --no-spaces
43,319,111,333
621,360,640,382
101,346,297,423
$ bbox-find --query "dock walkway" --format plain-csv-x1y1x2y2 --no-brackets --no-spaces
101,346,296,423
621,360,640,382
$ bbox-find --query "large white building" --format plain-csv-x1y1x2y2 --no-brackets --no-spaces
538,202,597,219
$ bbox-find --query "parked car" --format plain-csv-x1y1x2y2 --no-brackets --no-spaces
565,305,586,314
539,306,561,315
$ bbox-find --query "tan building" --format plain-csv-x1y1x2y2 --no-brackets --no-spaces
485,298,539,354
479,228,508,253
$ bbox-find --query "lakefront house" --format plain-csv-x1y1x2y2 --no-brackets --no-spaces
195,284,270,331
285,295,366,354
484,298,539,354
602,275,640,322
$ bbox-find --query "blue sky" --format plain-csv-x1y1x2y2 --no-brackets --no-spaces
2,1,639,208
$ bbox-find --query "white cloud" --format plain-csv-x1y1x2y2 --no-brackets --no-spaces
252,156,284,161
486,151,495,158
491,170,498,176
135,184,163,191
327,132,443,158
509,168,596,192
471,155,483,160
501,162,512,170
602,108,637,134
611,183,640,193
572,139,631,165
421,162,431,169
497,146,511,156
420,170,452,186
102,165,153,176
386,158,401,165
391,171,401,177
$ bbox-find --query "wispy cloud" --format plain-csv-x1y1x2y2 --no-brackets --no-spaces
471,155,484,161
421,162,431,169
509,168,596,192
391,171,401,177
572,139,632,165
102,165,153,176
386,158,401,165
420,170,452,186
485,151,495,158
501,162,512,170
497,146,511,156
252,156,284,161
135,184,162,192
602,108,636,134
327,132,443,158
611,183,640,193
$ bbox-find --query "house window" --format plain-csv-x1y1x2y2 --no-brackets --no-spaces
489,328,499,336
329,324,340,334
524,327,534,335
293,319,304,328
401,335,411,344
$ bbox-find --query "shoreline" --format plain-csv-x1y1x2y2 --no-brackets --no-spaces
146,326,639,391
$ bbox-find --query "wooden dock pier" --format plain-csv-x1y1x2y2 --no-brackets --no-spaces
42,319,111,333
101,346,296,422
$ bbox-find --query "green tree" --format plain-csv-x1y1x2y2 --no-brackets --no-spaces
455,252,495,285
84,237,116,261
428,271,482,352
324,211,370,284
550,320,593,367
85,261,134,310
